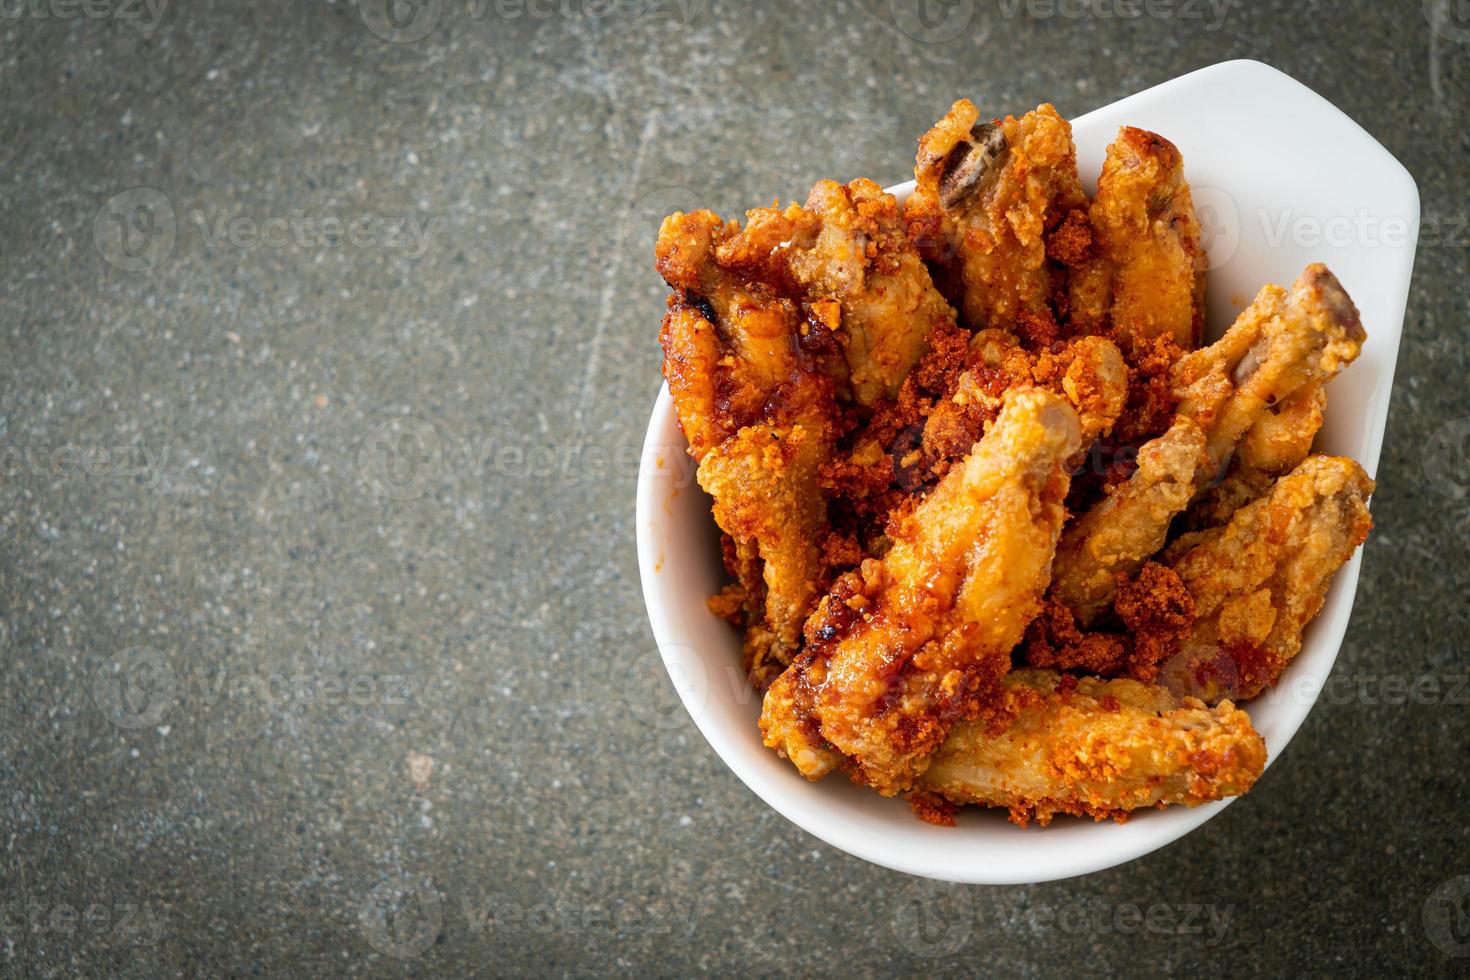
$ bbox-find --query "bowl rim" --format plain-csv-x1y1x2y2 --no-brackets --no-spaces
635,58,1418,883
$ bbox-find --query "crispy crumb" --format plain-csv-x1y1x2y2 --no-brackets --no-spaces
1046,208,1094,267
1116,562,1195,682
907,790,958,826
405,752,436,790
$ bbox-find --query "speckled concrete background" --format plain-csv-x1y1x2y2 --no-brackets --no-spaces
1,0,1467,975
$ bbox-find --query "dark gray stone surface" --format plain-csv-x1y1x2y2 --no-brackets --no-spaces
1,0,1466,974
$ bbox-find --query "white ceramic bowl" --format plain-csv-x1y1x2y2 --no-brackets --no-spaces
636,60,1417,883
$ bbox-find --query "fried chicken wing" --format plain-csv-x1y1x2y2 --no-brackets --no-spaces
1067,127,1207,348
787,179,957,405
1051,415,1210,624
657,210,805,455
1163,455,1374,701
698,409,831,682
1051,264,1366,624
1188,385,1326,530
1175,264,1364,470
1237,385,1328,472
761,388,1082,794
657,209,842,676
916,669,1266,826
658,302,727,457
906,100,1086,335
658,186,964,679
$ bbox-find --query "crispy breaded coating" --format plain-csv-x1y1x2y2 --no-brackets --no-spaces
657,184,963,672
1164,455,1375,701
1060,335,1131,444
1022,599,1130,676
1024,562,1196,682
1238,385,1328,472
657,209,843,676
918,330,1128,480
917,670,1266,827
656,106,1378,828
1189,386,1327,530
1051,415,1209,624
787,179,957,404
906,100,1086,334
1174,264,1365,472
1052,264,1366,624
1111,332,1188,448
658,303,727,458
699,411,831,683
916,328,1039,467
657,210,808,456
761,388,1082,794
1068,127,1207,348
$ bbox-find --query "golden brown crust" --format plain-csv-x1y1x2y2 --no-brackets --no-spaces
654,103,1372,828
1051,415,1209,625
1174,264,1365,473
1068,127,1207,350
912,331,1127,489
919,670,1266,826
1165,455,1375,701
1052,264,1368,626
906,789,960,827
656,208,844,677
1023,561,1196,684
906,100,1086,334
699,414,832,680
791,179,957,405
761,388,1082,794
1188,385,1328,530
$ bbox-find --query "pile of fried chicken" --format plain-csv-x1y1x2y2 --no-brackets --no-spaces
654,99,1374,827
